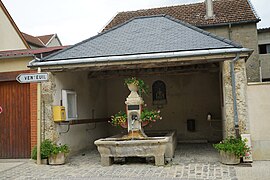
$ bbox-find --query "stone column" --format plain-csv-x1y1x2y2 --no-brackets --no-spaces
223,58,249,137
41,72,59,142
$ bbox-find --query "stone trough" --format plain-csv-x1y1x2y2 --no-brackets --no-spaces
94,130,176,166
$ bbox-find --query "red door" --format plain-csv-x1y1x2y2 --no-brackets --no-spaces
0,81,31,158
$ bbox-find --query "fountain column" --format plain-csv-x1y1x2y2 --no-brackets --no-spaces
124,84,146,139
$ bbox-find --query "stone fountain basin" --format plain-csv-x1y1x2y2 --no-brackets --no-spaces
145,130,177,161
94,130,177,166
94,137,169,166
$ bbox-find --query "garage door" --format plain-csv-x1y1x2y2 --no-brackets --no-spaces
0,81,31,158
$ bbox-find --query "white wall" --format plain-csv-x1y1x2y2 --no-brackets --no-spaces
0,5,27,50
106,72,222,142
53,71,109,152
248,83,270,160
47,36,62,47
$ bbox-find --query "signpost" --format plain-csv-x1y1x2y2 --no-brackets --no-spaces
16,73,48,83
16,70,47,165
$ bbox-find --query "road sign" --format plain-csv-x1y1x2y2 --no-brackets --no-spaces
16,73,49,83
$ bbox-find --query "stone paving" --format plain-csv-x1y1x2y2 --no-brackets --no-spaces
0,144,252,180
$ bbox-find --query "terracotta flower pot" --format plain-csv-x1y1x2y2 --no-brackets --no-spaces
120,122,128,128
142,121,149,127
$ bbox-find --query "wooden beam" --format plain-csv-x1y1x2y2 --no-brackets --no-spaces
56,118,110,125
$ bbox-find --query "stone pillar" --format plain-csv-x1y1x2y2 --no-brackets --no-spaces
41,72,59,142
223,58,249,137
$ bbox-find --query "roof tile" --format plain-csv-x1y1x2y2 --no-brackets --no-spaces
41,15,241,62
104,0,259,31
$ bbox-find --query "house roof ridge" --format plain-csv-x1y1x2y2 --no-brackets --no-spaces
247,0,260,20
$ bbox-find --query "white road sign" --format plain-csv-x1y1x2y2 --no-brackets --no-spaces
16,73,49,83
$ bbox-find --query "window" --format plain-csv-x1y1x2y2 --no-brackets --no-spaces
62,90,77,120
259,44,270,54
152,80,167,106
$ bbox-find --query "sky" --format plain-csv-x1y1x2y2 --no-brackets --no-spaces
2,0,269,45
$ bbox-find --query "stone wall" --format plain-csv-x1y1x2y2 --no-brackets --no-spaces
41,72,59,142
222,59,249,137
203,23,259,82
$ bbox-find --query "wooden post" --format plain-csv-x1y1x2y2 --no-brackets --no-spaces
37,67,41,165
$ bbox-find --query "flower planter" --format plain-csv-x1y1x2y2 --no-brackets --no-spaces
120,122,128,128
219,151,240,165
127,83,138,92
48,152,66,165
142,121,149,127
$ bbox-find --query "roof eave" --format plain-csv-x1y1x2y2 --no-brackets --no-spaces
197,19,261,28
29,48,253,70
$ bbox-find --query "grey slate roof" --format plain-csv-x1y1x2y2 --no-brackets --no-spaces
41,15,242,62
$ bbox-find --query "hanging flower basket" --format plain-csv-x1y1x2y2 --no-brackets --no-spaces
120,122,128,128
141,121,149,127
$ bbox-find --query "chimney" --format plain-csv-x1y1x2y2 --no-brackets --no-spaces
205,0,215,19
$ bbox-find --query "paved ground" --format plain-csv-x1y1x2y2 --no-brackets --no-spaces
0,143,269,179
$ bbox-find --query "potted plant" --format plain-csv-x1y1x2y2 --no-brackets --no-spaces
31,139,53,164
109,108,162,128
213,136,250,165
124,77,149,96
48,142,70,165
110,111,128,128
140,108,162,126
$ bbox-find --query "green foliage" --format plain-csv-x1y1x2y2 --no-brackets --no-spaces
31,139,69,160
124,77,149,96
51,144,69,155
31,139,54,160
140,108,162,123
213,136,250,157
110,111,127,126
109,108,162,127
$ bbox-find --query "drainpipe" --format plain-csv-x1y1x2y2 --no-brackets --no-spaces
230,53,240,138
228,23,232,40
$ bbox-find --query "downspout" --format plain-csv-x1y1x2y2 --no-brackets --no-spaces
228,23,232,40
230,53,240,138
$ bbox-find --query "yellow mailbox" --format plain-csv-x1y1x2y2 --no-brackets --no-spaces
53,106,66,122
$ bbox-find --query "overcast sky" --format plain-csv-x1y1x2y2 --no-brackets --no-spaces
2,0,269,45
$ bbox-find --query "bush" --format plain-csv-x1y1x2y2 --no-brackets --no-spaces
213,136,250,157
31,139,69,159
31,139,53,160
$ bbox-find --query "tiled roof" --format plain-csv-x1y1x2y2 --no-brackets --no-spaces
0,46,68,58
258,27,270,33
40,15,241,62
104,0,260,31
37,34,54,45
22,32,45,47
